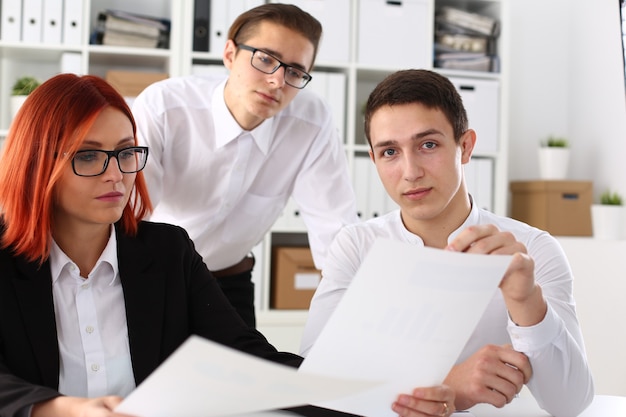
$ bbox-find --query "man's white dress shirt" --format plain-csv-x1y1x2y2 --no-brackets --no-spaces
132,75,358,270
301,204,594,417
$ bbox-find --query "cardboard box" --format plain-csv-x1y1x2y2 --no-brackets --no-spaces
510,180,592,236
271,247,321,310
105,70,168,97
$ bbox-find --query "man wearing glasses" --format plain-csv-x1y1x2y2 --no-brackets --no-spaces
132,3,358,328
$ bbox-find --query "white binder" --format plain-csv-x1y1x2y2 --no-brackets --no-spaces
271,204,291,230
308,71,347,141
475,157,494,211
278,0,351,63
190,64,229,76
1,0,23,42
22,0,43,43
286,197,306,230
366,160,393,219
42,0,63,44
63,0,84,45
210,0,263,55
270,197,305,231
352,155,370,221
354,153,398,220
358,0,430,68
465,157,493,212
324,72,347,141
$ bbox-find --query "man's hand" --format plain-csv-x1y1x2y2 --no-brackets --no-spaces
447,224,547,326
443,344,532,411
446,224,525,256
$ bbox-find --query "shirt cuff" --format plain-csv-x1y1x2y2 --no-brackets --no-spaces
507,303,562,355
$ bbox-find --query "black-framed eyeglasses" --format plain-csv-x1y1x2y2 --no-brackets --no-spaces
237,44,312,89
71,146,149,177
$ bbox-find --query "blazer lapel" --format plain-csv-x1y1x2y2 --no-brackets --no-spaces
14,258,59,388
116,227,167,384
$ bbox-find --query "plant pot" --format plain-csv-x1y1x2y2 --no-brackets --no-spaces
10,95,28,120
538,147,570,180
591,204,624,240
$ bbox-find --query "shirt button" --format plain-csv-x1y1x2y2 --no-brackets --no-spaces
91,364,100,372
81,283,89,289
85,326,94,334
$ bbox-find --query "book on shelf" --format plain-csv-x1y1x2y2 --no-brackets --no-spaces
435,32,490,54
102,31,160,49
105,14,161,38
91,9,171,49
435,50,487,61
437,6,500,37
435,55,497,72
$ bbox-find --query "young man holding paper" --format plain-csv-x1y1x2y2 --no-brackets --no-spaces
301,69,594,416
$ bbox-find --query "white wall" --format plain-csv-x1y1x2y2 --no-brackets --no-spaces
568,1,626,199
508,0,626,204
557,238,626,396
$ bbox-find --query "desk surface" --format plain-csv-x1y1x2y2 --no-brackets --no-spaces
236,395,626,417
466,394,625,416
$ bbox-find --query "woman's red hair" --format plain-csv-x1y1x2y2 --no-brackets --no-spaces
0,73,152,263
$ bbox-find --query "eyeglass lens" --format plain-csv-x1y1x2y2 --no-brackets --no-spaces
250,49,310,88
73,147,148,177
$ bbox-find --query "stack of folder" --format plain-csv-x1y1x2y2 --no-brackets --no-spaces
91,10,171,49
434,7,500,72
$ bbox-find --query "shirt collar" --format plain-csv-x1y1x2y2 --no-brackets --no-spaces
49,226,119,286
213,79,273,155
447,195,480,242
398,194,479,244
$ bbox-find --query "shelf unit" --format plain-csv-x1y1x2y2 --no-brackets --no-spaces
0,0,183,134
0,0,508,352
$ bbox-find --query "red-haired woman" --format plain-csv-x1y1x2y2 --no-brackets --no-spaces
0,73,304,417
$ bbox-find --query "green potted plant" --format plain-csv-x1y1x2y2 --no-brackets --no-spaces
542,136,569,148
538,135,570,180
12,76,40,96
600,190,623,206
591,189,624,239
10,76,41,119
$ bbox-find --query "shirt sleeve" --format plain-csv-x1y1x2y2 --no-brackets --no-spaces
509,233,594,417
300,226,362,356
132,84,167,209
290,102,359,271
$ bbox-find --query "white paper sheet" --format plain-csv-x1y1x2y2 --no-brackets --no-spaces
299,238,512,417
115,335,379,417
228,411,475,417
